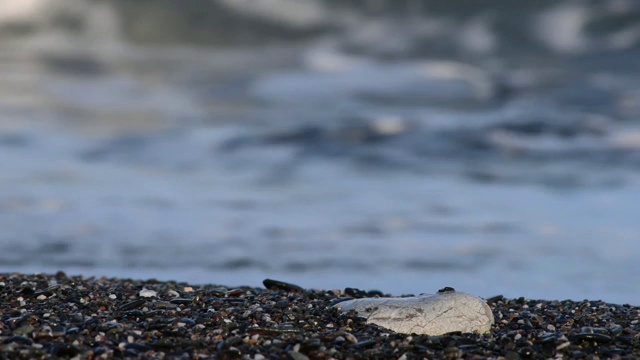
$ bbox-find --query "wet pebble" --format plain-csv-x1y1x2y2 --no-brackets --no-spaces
571,331,612,343
117,299,146,311
225,289,243,297
149,301,178,309
262,278,304,292
169,297,193,305
344,287,369,298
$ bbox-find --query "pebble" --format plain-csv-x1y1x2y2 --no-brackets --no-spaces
333,287,494,335
262,278,304,292
139,288,157,298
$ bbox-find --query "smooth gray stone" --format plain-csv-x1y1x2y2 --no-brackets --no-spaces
333,289,494,335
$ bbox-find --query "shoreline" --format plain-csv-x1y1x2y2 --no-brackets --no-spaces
1,272,638,359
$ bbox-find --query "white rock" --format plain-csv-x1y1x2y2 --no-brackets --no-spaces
333,288,494,336
139,289,157,298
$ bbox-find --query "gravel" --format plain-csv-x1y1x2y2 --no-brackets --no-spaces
1,272,639,359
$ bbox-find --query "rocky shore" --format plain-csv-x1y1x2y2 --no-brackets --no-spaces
0,273,638,359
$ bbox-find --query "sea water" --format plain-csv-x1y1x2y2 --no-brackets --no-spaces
0,0,639,304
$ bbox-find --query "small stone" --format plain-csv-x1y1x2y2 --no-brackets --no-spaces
33,325,53,339
124,343,152,353
170,297,193,305
37,294,47,301
263,279,304,292
504,350,520,360
343,332,357,343
571,332,612,343
139,289,157,298
118,299,146,311
13,324,35,336
288,351,309,360
3,336,32,345
333,289,494,336
344,287,368,298
150,301,177,310
226,289,243,297
438,287,455,293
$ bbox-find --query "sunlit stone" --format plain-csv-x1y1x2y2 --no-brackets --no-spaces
333,288,494,336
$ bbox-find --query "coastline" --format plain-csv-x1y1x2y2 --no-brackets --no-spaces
1,273,638,359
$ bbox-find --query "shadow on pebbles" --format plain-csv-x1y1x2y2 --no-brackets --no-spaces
0,273,639,359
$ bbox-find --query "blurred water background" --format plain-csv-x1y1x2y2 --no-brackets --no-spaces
1,0,640,303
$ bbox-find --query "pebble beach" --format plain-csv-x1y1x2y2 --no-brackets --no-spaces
1,273,638,359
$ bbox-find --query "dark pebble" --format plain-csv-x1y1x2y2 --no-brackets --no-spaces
609,324,623,335
169,297,193,304
438,286,456,293
19,286,35,296
571,332,612,343
33,285,60,297
207,288,227,297
344,287,368,298
3,336,32,345
538,332,556,344
1,272,640,359
206,297,247,303
149,301,178,309
124,343,153,352
65,327,80,334
262,278,304,292
226,289,244,297
123,310,149,317
50,344,81,357
117,299,147,311
457,344,477,351
348,339,377,348
504,350,521,360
